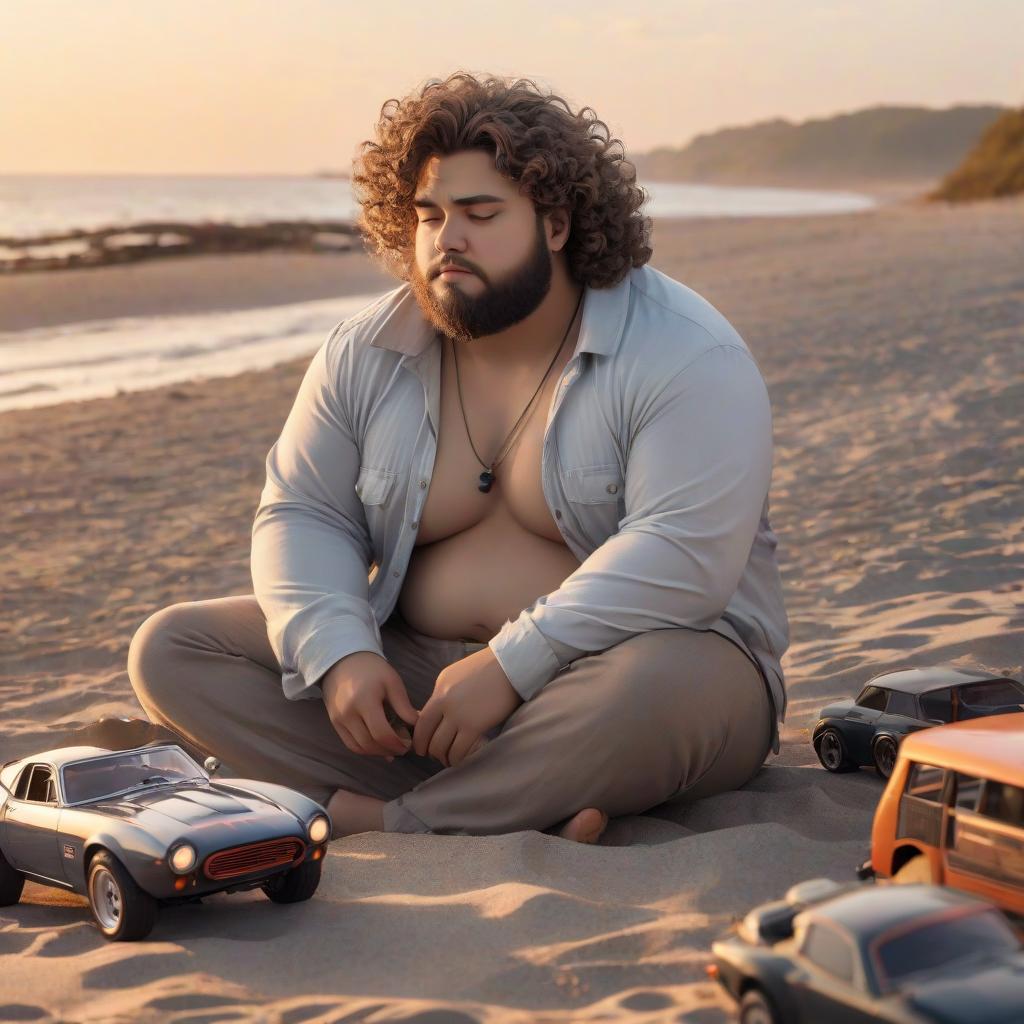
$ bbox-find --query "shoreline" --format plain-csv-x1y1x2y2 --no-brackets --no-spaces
0,178,944,336
0,175,935,285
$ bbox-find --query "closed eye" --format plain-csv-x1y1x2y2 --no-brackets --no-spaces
420,214,498,223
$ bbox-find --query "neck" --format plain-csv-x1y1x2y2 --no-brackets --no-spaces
452,265,584,372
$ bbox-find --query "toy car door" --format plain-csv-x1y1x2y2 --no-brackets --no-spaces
918,687,955,725
790,921,877,1023
945,772,1024,914
4,764,64,881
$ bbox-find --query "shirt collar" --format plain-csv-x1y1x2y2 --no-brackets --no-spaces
367,272,631,360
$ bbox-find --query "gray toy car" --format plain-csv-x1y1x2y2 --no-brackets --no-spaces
0,743,332,940
709,878,1024,1023
813,666,1024,779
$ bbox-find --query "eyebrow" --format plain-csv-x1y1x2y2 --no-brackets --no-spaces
412,194,506,209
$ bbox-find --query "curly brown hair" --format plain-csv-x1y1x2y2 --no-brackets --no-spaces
351,71,653,288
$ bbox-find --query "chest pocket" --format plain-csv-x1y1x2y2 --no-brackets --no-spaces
355,464,397,506
563,463,625,504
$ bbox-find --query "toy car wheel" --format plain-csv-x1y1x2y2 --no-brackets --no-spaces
262,856,322,904
872,736,898,779
815,728,857,772
891,855,933,885
739,986,781,1024
0,848,25,906
87,849,158,941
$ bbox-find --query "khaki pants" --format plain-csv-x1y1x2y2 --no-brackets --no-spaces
127,596,773,836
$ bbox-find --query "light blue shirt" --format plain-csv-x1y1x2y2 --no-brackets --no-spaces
251,262,790,753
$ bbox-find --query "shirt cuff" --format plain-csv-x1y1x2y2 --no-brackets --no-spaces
284,617,383,701
488,611,563,702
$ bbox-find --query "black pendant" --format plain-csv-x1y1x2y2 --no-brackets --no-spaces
478,469,494,493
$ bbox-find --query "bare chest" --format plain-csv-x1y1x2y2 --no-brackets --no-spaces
414,340,575,547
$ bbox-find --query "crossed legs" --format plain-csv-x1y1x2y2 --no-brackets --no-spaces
127,594,773,840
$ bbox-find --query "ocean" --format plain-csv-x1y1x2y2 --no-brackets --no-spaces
0,174,877,412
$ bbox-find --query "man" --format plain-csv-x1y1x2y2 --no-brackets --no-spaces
128,72,789,844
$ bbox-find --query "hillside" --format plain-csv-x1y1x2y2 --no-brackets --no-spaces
928,106,1024,201
634,104,1008,187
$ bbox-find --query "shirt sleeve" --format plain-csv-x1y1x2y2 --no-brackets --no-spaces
250,322,382,701
487,344,773,702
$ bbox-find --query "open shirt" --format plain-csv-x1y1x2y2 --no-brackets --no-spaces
251,262,790,753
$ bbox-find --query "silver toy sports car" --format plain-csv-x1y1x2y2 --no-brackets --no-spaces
0,743,332,941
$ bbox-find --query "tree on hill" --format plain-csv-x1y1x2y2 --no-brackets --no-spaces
928,106,1024,201
632,104,1007,187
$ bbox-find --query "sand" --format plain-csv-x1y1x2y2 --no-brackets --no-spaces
1,187,1023,1022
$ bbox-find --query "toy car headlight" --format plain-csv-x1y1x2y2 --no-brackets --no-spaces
308,814,330,843
169,842,197,874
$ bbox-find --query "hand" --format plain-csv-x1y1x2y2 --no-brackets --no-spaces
413,646,523,768
321,651,420,762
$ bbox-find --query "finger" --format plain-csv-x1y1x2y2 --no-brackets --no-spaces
447,729,479,768
428,718,458,768
332,720,365,756
413,701,442,757
347,713,392,757
365,700,412,755
383,675,421,728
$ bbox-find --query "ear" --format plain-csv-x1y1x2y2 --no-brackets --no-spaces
544,207,572,253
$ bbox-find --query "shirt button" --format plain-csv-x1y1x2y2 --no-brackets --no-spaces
392,571,399,577
410,520,419,529
606,483,618,494
419,480,427,488
554,510,562,520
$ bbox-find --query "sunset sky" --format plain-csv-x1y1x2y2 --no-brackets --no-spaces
2,0,1021,175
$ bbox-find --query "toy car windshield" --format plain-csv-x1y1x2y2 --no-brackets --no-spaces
63,747,206,804
873,906,1020,992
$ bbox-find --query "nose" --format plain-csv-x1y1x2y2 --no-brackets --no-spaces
433,215,468,257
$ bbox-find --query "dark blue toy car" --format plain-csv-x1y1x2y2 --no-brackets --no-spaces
709,878,1024,1024
0,743,332,941
812,666,1024,779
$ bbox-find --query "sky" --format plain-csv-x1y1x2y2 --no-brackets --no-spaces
1,0,1022,175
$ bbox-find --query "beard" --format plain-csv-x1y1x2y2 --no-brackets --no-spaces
408,213,552,343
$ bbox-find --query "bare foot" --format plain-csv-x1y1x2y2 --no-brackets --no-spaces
557,807,608,844
326,788,386,839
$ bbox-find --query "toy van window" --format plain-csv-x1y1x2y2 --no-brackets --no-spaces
886,691,916,718
954,772,984,811
856,686,888,712
979,782,1024,828
63,747,204,804
800,922,857,983
958,679,1024,710
874,908,1020,992
918,688,953,723
905,763,944,802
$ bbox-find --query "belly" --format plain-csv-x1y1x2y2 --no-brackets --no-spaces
397,502,582,642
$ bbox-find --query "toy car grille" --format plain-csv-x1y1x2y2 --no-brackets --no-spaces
204,837,305,880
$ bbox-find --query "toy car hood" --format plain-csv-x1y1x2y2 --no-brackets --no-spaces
80,781,309,838
816,697,855,719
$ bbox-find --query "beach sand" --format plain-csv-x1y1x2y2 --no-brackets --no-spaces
2,188,1023,1022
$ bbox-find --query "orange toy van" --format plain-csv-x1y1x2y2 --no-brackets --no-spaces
865,711,1024,921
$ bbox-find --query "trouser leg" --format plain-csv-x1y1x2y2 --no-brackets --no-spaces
381,626,774,836
126,594,456,808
